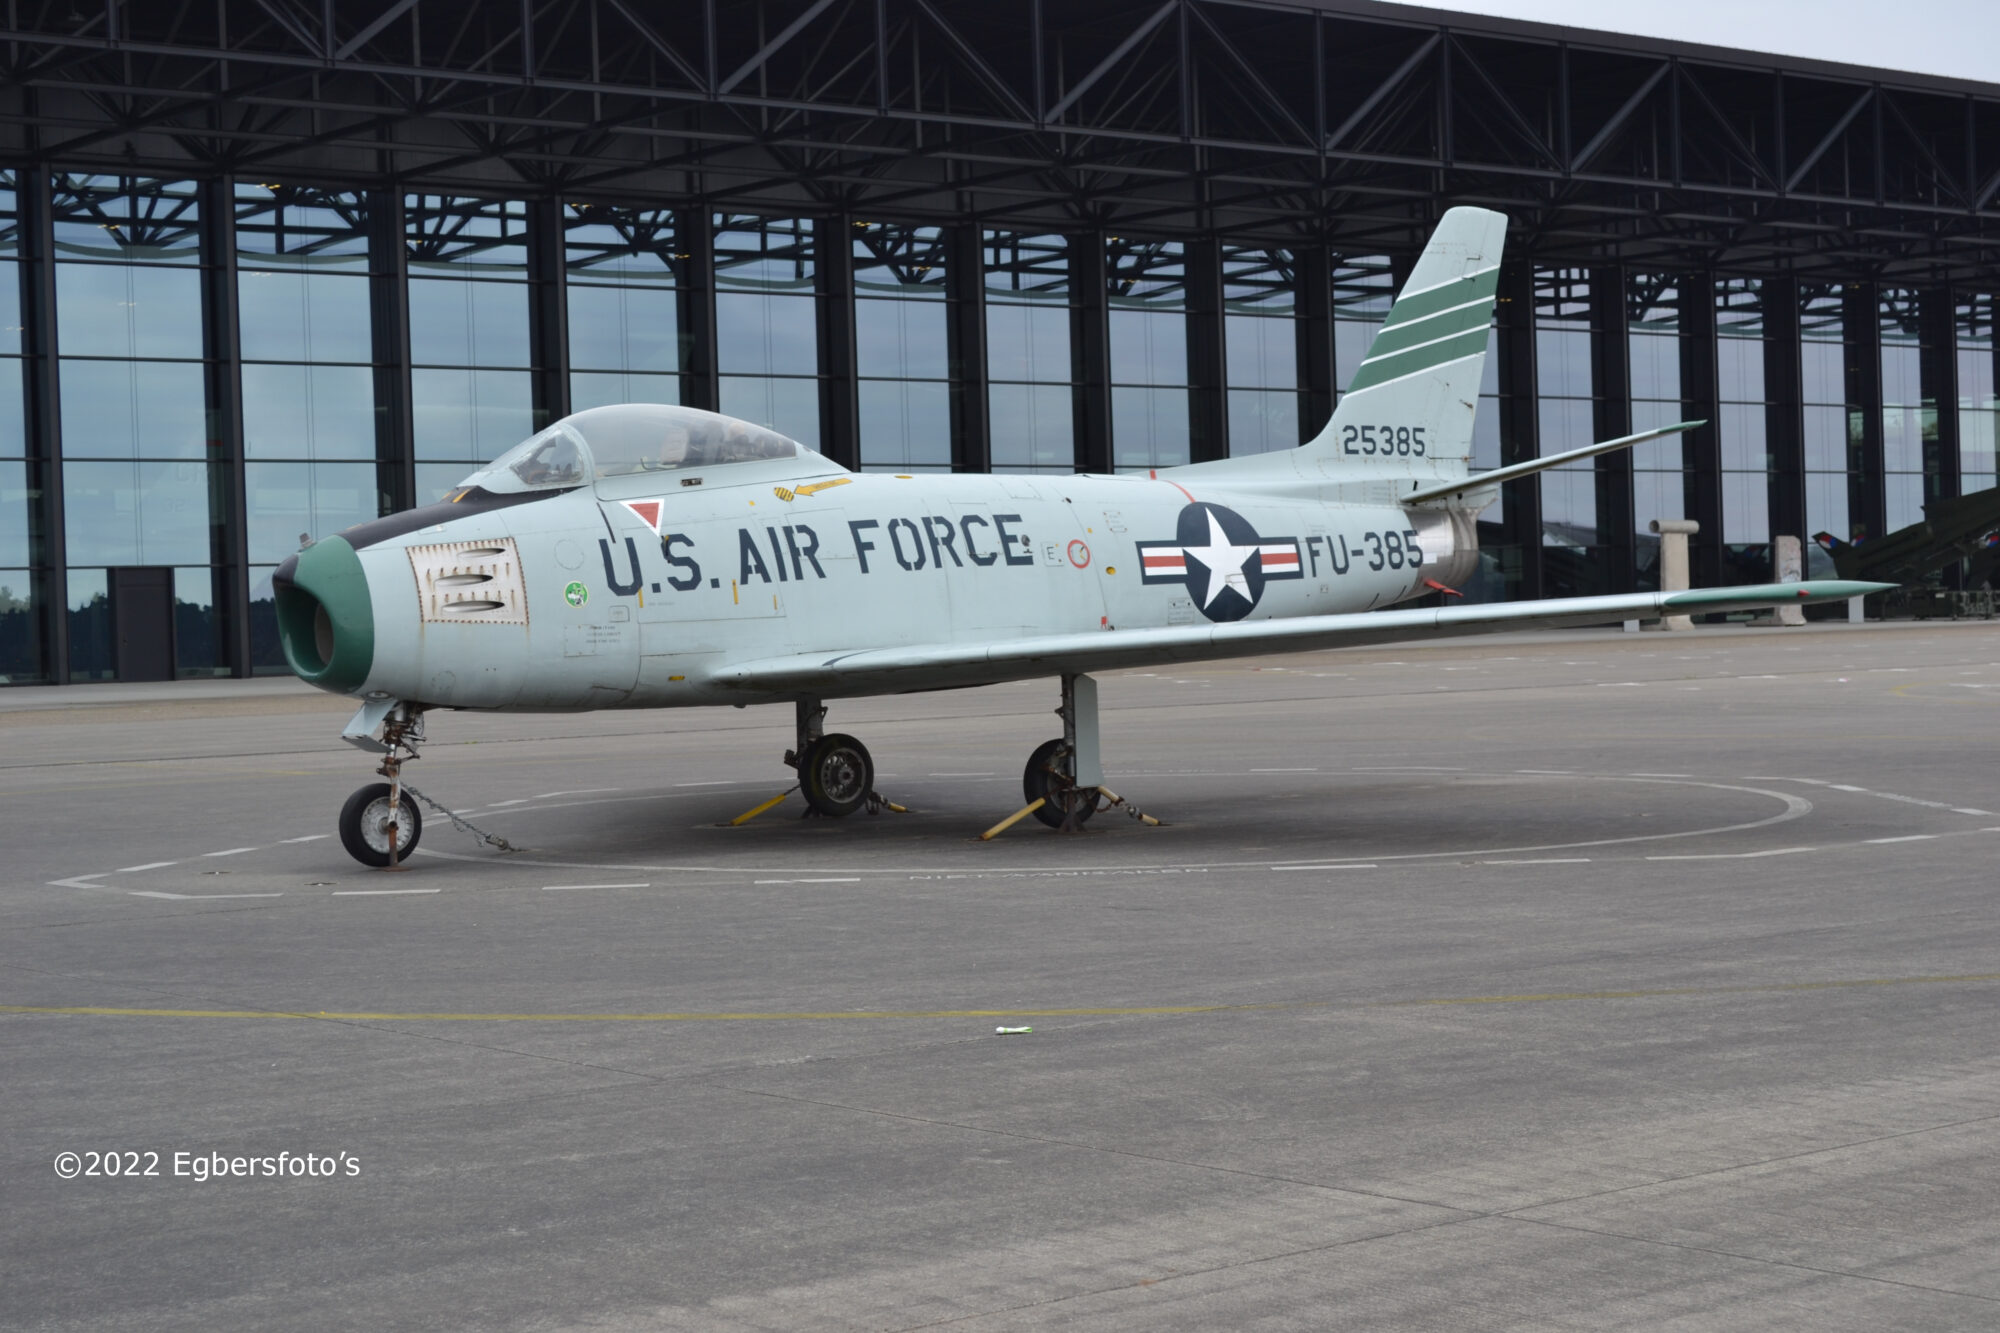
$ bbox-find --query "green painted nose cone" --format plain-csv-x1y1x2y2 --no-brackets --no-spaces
272,536,375,694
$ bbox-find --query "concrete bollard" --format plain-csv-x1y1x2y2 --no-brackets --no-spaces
1648,518,1699,631
1771,534,1806,626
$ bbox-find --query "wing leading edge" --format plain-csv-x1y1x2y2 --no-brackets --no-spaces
711,580,1893,697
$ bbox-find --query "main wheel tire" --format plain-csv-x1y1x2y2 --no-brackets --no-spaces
1023,737,1096,829
800,733,873,817
338,782,423,868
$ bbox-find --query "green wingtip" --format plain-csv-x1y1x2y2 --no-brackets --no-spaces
1663,580,1896,609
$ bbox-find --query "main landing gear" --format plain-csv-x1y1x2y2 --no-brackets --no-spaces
982,673,1163,839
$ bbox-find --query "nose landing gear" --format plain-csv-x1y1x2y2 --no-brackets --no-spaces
338,702,426,868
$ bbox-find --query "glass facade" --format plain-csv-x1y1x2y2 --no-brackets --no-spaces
714,214,819,450
1800,285,1856,545
54,176,224,680
1628,276,1685,591
4,176,1993,684
1716,278,1769,552
853,223,950,472
236,185,386,672
1879,288,1933,533
1961,295,1998,495
564,204,682,413
0,173,35,682
985,232,1074,473
1222,246,1298,456
1535,268,1596,544
1107,239,1190,471
406,195,537,504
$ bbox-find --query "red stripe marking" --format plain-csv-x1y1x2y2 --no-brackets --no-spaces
1149,471,1196,504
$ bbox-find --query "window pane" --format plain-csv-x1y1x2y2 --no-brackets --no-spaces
0,457,35,567
1722,470,1769,544
715,292,817,377
989,383,1073,469
1535,328,1592,399
245,461,382,564
66,568,110,681
0,356,23,456
714,214,815,286
52,176,201,265
1538,397,1594,455
59,359,209,460
1885,472,1925,531
984,232,1068,299
853,223,947,300
570,371,680,413
1717,336,1764,403
411,368,535,462
1111,386,1189,470
1719,402,1767,472
1225,315,1296,391
414,462,476,505
56,263,203,359
1541,466,1596,543
407,275,529,368
0,259,19,357
63,458,215,566
986,302,1070,384
0,571,44,682
1227,388,1298,456
718,376,820,450
234,185,371,273
855,298,949,381
1803,404,1846,472
1807,471,1849,540
567,283,679,373
858,380,951,470
1630,398,1685,468
173,565,227,678
243,364,378,461
563,204,681,284
1633,471,1684,530
1108,309,1186,387
238,269,373,364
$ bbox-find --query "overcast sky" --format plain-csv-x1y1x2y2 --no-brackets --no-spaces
1374,0,1998,84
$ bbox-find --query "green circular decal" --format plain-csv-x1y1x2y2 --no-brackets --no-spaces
563,581,589,608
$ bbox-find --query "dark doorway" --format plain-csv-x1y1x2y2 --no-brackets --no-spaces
109,567,176,682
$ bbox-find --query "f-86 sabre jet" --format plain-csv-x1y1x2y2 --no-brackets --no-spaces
274,207,1886,866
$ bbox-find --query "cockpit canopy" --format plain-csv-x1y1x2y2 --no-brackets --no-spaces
469,404,808,493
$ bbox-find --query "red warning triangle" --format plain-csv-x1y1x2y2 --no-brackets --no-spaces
620,499,662,532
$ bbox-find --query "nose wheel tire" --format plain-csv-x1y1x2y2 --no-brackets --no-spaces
800,733,874,817
339,782,424,867
1023,737,1097,829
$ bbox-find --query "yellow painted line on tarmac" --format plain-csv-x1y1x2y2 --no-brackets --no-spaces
7,972,2000,1024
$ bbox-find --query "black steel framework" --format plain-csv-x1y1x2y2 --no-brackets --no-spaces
0,0,1995,280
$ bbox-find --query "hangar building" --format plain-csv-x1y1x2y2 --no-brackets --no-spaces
0,0,1995,682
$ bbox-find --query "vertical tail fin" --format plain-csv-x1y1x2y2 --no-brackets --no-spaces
1167,205,1506,490
1301,206,1505,486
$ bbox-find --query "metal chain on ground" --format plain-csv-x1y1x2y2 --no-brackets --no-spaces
400,783,519,853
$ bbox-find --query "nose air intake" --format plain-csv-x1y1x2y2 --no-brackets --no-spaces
272,536,376,693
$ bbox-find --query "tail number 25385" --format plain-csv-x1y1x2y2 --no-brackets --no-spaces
1341,425,1427,456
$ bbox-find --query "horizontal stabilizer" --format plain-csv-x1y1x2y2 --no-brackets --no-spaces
1404,421,1705,505
713,580,1893,697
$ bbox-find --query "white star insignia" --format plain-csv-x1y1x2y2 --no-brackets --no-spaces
1181,511,1258,610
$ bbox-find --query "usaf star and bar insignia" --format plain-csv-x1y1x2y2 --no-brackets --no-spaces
1136,502,1302,622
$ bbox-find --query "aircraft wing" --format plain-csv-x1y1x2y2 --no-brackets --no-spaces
712,580,1891,696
